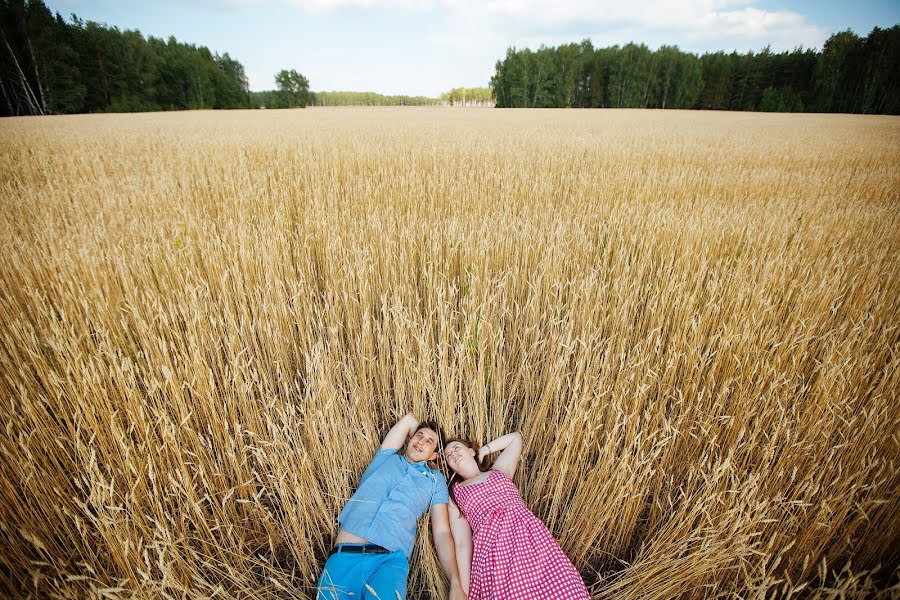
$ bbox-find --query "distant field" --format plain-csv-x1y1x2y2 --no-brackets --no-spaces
0,108,898,598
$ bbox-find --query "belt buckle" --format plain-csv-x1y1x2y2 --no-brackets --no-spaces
331,544,357,556
330,543,389,556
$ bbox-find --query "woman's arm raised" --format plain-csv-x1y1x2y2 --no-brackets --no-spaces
480,432,523,479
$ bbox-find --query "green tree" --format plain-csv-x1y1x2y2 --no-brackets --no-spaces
0,1,253,116
213,52,248,108
491,47,530,107
859,26,900,114
440,86,492,105
698,52,734,109
814,30,863,112
273,69,309,108
0,0,55,114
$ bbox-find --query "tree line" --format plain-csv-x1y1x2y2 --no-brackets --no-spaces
4,0,897,116
439,87,493,106
491,27,899,113
248,90,437,108
311,91,435,106
1,0,251,116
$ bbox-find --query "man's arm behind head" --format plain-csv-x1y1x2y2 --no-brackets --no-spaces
380,414,420,450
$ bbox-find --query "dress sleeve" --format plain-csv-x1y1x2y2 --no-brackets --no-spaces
360,448,397,484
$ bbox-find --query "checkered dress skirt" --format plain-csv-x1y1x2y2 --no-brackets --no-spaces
453,469,590,599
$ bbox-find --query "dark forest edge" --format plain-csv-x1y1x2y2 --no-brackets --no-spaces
1,0,897,116
1,0,250,115
491,28,899,113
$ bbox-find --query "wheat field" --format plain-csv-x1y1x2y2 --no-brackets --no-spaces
0,107,898,598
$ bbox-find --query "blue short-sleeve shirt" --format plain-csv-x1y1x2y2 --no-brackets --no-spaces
338,448,449,558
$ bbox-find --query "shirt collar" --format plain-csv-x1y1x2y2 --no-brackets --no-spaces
403,455,431,472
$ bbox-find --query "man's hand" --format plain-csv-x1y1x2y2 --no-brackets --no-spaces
449,579,467,600
380,414,420,450
432,504,464,598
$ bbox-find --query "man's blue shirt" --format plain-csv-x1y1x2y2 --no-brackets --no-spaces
338,448,449,558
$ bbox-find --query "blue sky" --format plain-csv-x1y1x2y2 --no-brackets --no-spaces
44,1,899,96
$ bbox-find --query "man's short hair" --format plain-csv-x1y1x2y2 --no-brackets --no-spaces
415,421,446,452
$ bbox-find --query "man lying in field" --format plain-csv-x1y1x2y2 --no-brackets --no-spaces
316,414,465,600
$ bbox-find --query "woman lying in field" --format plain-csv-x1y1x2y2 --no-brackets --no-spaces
442,432,590,599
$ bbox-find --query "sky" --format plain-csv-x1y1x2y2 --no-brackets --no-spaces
44,0,899,97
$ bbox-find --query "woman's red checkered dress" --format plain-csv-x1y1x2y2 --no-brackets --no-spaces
452,469,590,600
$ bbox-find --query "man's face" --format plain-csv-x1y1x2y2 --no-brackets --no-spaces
405,427,439,463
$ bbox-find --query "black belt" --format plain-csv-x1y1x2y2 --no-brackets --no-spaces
329,543,390,556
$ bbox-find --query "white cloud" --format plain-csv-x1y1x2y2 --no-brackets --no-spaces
196,0,433,9
426,1,827,52
686,7,824,49
189,0,827,51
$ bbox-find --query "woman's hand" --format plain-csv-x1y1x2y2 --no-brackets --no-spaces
477,442,492,463
481,433,522,479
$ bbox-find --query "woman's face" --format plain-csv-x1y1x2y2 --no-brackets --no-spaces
444,441,477,473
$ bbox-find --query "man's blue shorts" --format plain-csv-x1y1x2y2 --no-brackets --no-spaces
316,545,408,600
